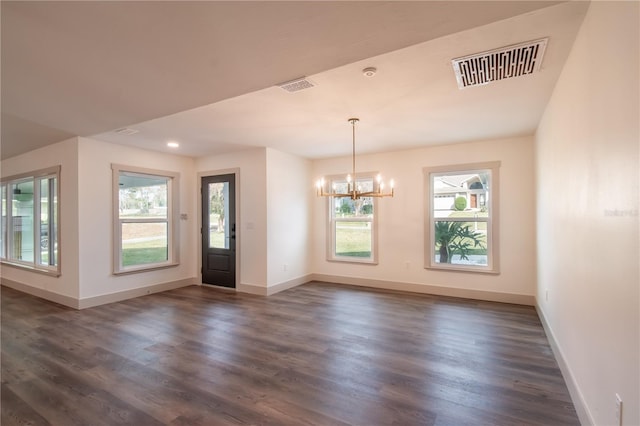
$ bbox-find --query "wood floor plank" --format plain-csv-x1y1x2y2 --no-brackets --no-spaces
1,384,51,426
1,283,580,425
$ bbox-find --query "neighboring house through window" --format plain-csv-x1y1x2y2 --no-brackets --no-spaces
424,162,500,273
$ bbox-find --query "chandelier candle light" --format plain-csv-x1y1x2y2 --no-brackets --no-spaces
316,118,394,200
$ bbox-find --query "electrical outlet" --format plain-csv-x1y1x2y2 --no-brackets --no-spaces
545,290,549,301
615,393,623,426
283,264,288,272
404,261,410,270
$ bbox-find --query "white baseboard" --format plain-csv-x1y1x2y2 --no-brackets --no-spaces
78,278,197,309
235,283,267,295
1,277,198,309
311,273,535,305
1,278,80,309
3,272,532,310
536,301,593,426
266,274,313,296
237,274,313,296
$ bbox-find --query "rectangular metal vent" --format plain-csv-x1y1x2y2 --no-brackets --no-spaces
452,38,548,89
277,77,315,93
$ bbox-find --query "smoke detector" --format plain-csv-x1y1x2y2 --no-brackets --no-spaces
452,38,548,89
362,67,377,77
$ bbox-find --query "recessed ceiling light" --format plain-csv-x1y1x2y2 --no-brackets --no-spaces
167,141,179,148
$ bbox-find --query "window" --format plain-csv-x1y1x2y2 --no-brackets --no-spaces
112,165,179,274
327,175,378,264
1,166,60,275
424,162,500,273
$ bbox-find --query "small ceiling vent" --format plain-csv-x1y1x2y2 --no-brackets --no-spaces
113,127,139,136
452,38,548,89
277,77,315,93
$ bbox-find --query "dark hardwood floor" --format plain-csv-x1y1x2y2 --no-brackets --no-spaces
1,282,579,425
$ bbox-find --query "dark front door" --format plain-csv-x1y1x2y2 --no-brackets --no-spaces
201,174,236,288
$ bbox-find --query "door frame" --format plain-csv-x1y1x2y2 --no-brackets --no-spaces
197,168,240,288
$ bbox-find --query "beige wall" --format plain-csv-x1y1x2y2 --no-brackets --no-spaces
312,135,537,303
1,136,200,307
535,2,639,425
1,137,80,301
266,148,313,288
76,138,197,301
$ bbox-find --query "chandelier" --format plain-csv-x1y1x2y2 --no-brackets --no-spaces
316,118,394,200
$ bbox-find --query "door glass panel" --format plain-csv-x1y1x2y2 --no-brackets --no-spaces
208,182,229,249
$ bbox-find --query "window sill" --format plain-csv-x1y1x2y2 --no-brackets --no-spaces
425,263,500,275
327,258,379,266
0,260,61,277
113,262,179,276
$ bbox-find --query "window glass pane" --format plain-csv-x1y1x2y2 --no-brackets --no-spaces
208,182,229,249
0,169,60,273
426,162,499,273
121,222,168,267
434,220,487,266
11,180,34,262
39,178,50,265
335,221,372,258
114,166,178,274
330,176,375,262
334,196,374,217
119,173,168,219
37,176,58,267
1,185,6,258
52,177,58,266
433,172,490,218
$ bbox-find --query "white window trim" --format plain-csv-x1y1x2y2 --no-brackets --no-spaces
424,161,500,274
112,164,180,275
1,166,61,277
325,172,379,265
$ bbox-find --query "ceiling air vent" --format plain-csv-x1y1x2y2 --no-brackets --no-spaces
113,127,139,136
277,76,315,93
452,38,548,89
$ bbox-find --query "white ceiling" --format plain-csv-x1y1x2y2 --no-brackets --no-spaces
1,1,589,161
